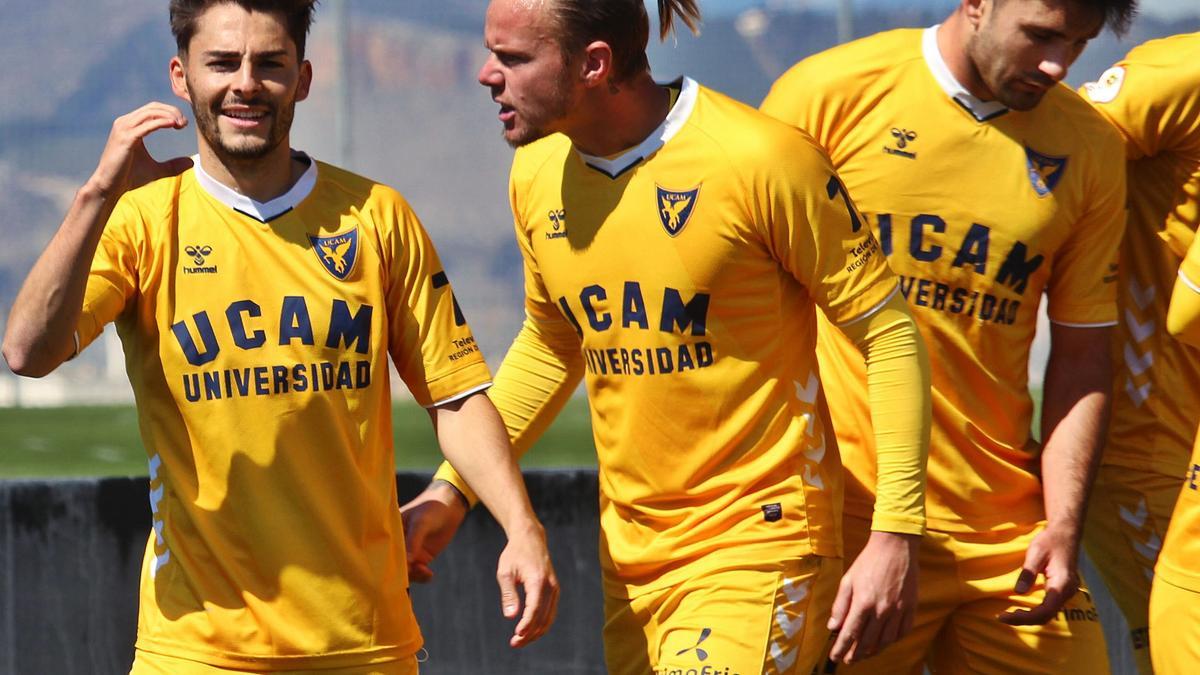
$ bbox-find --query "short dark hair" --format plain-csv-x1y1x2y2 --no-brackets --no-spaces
170,0,319,59
1080,0,1138,37
550,0,701,82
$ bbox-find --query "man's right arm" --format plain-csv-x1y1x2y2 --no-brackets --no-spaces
2,103,191,376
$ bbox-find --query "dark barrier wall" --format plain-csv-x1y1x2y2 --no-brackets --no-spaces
0,473,1135,674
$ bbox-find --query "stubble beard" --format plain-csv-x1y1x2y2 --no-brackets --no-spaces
503,73,573,148
190,84,296,162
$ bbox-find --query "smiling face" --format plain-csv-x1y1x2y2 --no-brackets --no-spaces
170,3,311,162
965,0,1103,110
477,0,579,147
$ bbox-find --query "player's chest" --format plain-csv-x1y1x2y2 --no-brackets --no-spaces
522,170,768,301
153,212,385,363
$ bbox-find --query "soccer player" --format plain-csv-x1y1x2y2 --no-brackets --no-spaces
761,0,1134,671
1079,34,1200,674
2,1,557,672
400,0,934,672
1152,223,1200,675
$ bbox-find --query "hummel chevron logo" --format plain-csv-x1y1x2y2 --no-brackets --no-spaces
803,464,824,490
1124,343,1154,377
1125,309,1156,343
782,576,811,603
1118,499,1148,529
805,437,826,464
776,605,804,640
1132,532,1162,562
1129,279,1155,311
770,641,798,672
1125,378,1151,407
794,373,820,405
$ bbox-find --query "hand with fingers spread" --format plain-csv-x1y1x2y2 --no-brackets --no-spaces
400,480,470,583
828,531,920,665
496,521,559,648
88,102,193,199
999,524,1080,626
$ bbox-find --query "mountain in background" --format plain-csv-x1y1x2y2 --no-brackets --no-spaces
1,1,1197,400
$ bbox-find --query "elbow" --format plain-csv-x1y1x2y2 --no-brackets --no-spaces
2,342,55,378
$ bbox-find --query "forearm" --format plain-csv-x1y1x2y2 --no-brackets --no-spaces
1039,326,1111,540
840,292,931,535
3,184,116,376
433,318,584,504
1166,272,1200,348
434,392,542,536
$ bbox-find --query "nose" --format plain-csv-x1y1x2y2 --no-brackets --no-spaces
477,54,502,89
1037,45,1070,83
232,60,263,97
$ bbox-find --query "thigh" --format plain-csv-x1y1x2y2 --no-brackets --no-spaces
933,526,1110,675
131,650,419,675
1083,463,1177,673
607,557,840,675
1149,576,1200,675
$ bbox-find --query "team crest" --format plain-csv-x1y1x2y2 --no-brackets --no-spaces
657,185,700,236
1024,146,1068,198
309,228,360,280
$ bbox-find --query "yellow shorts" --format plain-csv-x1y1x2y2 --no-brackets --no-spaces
832,514,1109,675
1082,462,1178,674
603,556,840,675
130,649,420,674
1149,574,1200,674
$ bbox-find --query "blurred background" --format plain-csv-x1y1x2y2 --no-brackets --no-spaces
1,0,1197,474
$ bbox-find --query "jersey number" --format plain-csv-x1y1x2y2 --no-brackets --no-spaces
431,271,466,326
826,175,863,233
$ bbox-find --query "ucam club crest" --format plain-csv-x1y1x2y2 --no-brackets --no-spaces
309,228,360,281
1024,146,1068,198
657,185,700,236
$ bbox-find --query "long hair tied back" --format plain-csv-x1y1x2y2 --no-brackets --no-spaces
657,0,701,39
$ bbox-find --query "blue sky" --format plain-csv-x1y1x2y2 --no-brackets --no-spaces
702,0,1196,20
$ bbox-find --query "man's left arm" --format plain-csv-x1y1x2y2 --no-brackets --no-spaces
428,391,559,648
1000,323,1111,626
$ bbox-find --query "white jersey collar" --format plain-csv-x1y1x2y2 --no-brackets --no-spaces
192,150,318,222
922,25,1009,123
577,76,699,179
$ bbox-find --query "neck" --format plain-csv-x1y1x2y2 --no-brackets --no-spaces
565,72,671,157
937,12,996,101
195,138,301,203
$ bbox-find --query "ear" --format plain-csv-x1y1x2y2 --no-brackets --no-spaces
963,0,990,28
295,60,313,102
169,54,191,103
579,40,614,91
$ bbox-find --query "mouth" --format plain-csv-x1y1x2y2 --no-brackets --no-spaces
496,102,516,125
221,106,270,129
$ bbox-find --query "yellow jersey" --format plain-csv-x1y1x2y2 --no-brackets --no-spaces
1158,233,1200,590
1082,33,1200,478
763,27,1126,532
78,154,491,669
499,78,899,597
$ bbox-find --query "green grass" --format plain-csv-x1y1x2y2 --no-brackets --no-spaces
0,399,597,478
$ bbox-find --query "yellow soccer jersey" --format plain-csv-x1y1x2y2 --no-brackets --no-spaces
762,27,1125,532
1157,235,1200,591
503,78,897,596
77,154,491,669
1081,34,1200,478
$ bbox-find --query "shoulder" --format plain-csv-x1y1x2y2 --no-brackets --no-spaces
690,84,835,178
1044,87,1125,156
312,160,414,214
770,28,924,98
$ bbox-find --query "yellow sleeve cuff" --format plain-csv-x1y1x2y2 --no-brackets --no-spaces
1167,269,1200,348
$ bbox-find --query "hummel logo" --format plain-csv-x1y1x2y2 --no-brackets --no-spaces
183,244,217,274
883,128,918,159
546,208,568,240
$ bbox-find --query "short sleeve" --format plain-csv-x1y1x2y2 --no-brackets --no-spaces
1045,136,1126,327
77,196,142,352
752,129,898,325
382,190,492,407
1082,57,1200,161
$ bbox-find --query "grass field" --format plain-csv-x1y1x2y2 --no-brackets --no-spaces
0,398,597,478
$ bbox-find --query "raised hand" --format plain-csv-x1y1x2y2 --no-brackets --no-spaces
88,102,193,199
